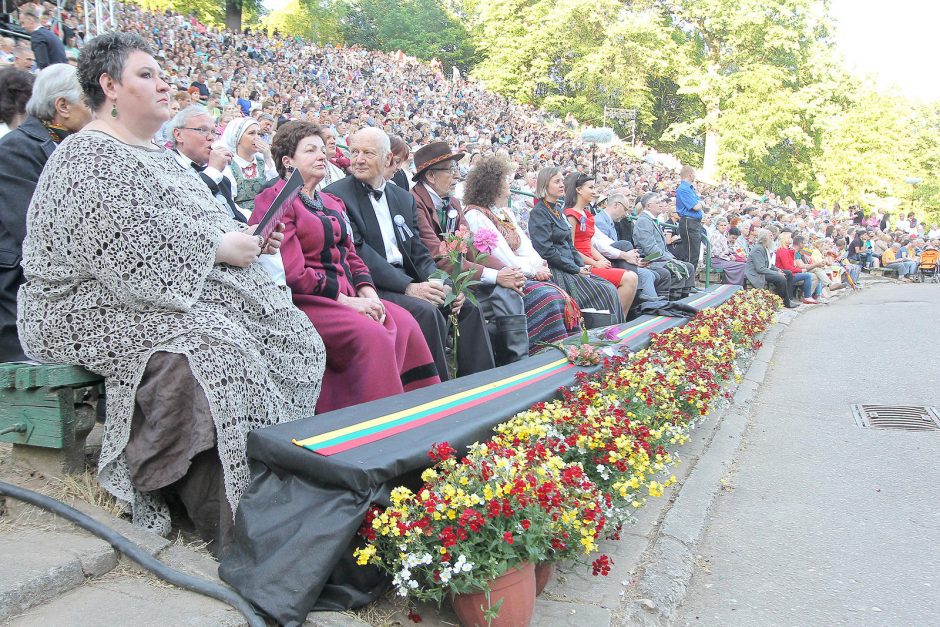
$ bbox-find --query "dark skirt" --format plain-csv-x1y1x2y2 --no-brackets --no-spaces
548,269,624,324
126,351,233,557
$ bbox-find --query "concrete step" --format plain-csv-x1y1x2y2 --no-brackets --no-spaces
0,528,118,622
5,575,246,626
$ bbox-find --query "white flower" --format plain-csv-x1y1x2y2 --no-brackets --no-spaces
439,570,452,584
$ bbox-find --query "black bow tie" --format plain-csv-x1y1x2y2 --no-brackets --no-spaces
191,161,207,173
363,183,384,200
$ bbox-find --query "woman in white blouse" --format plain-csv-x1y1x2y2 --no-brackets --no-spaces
463,156,579,347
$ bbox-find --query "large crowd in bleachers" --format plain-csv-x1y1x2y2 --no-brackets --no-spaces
1,2,938,554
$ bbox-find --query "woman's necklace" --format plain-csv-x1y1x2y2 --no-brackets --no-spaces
542,197,561,219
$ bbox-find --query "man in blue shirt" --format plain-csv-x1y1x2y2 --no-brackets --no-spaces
675,165,706,282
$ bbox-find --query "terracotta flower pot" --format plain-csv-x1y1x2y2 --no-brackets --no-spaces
450,562,535,627
534,561,555,596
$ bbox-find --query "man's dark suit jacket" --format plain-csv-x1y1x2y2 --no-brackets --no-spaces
323,175,437,293
30,27,67,69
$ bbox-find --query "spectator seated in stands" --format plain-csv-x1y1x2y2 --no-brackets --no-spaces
221,116,277,216
562,173,638,313
17,33,325,553
411,141,531,364
708,217,746,285
251,121,439,413
0,63,90,362
632,191,696,299
324,128,496,380
847,229,873,270
588,191,667,301
527,167,625,325
881,242,917,282
461,155,579,351
775,231,820,304
745,228,797,308
0,67,34,139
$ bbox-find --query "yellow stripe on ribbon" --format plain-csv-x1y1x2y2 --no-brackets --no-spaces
293,357,569,448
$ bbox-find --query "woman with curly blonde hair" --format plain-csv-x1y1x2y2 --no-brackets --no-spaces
463,156,579,350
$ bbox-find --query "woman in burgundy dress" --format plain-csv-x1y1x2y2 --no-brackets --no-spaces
252,121,440,412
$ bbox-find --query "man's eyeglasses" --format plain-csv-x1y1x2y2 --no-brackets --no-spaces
429,164,458,174
182,127,221,139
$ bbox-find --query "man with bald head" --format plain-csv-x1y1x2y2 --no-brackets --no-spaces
325,128,495,380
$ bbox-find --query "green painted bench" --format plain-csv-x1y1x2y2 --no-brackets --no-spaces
0,363,104,475
698,267,726,284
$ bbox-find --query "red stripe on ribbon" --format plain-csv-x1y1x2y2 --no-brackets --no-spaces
313,363,576,455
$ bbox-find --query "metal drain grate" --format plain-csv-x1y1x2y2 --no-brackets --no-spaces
852,405,940,431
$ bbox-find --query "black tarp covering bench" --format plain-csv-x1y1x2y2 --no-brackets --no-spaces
219,285,741,626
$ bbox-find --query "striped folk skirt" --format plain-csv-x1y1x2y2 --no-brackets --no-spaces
521,280,580,353
548,269,625,325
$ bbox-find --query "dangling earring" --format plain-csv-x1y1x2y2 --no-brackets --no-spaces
110,102,118,119
286,163,294,177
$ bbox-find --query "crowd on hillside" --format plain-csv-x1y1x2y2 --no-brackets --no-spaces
1,2,938,554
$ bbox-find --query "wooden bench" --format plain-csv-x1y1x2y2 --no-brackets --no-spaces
0,363,104,475
697,267,727,285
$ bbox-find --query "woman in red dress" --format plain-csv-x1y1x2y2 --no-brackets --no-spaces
252,121,440,413
563,173,637,314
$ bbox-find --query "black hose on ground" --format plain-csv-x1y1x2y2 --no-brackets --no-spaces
0,480,266,627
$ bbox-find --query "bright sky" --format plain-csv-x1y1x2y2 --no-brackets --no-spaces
830,0,940,102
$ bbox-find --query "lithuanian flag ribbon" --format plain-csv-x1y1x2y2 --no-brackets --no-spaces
293,357,574,455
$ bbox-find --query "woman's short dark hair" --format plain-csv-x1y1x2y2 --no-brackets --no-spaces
563,172,594,208
0,67,35,126
463,156,513,209
271,120,321,179
78,31,153,110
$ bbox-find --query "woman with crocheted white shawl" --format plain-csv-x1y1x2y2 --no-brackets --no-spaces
16,33,325,554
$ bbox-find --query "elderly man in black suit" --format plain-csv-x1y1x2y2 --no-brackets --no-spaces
18,5,66,70
324,127,495,381
632,191,696,298
0,63,89,361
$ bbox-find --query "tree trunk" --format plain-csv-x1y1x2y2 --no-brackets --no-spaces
226,0,242,32
702,127,719,183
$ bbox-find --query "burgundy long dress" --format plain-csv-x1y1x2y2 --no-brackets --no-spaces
252,179,440,413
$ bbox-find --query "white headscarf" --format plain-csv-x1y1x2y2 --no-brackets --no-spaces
222,117,259,156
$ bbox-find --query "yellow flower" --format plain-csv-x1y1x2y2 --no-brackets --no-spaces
354,545,376,566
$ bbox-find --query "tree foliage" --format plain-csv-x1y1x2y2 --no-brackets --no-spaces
137,0,263,30
342,0,479,72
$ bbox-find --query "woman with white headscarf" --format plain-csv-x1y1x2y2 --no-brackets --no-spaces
221,116,277,217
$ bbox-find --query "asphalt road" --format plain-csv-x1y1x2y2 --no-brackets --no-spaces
677,282,940,626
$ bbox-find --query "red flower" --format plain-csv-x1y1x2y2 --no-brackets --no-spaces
407,608,423,623
428,442,457,463
520,519,531,530
503,531,514,545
